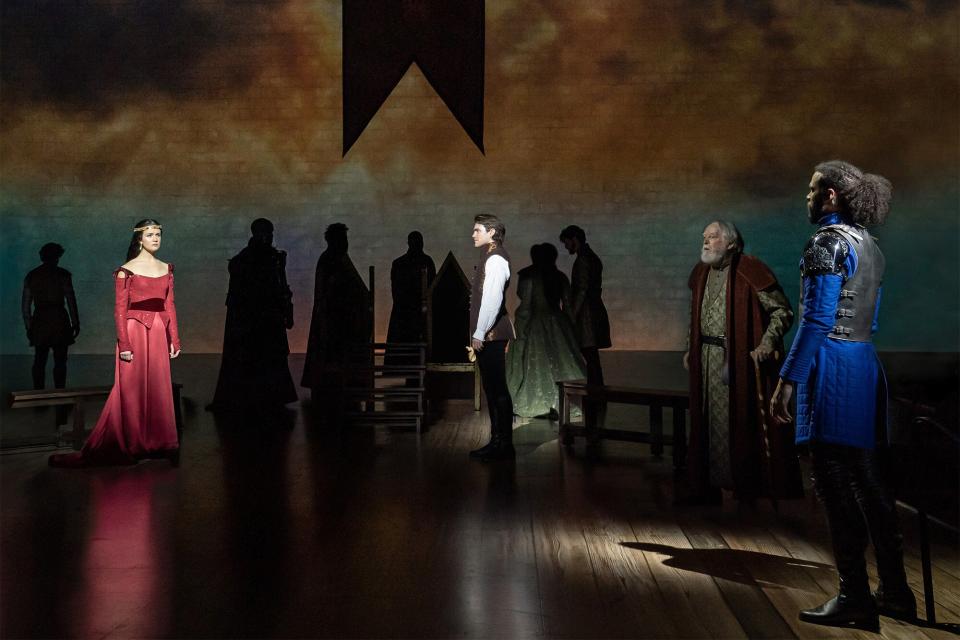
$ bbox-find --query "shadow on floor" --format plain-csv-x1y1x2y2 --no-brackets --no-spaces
620,541,833,590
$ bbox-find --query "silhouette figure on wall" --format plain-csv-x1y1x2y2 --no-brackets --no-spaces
301,223,372,403
210,218,297,414
387,231,436,346
560,225,611,431
427,252,471,363
506,243,586,418
22,243,80,390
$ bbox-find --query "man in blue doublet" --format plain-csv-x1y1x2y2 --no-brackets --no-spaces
772,161,915,631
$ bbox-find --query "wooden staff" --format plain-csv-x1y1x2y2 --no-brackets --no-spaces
752,351,778,512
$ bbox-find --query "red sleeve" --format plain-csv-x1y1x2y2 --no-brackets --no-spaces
165,264,181,351
688,263,706,290
114,269,132,353
736,254,778,292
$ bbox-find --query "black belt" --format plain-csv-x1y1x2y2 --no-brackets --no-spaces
130,300,165,312
700,334,725,347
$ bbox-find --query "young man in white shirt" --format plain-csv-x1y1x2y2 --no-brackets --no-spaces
468,214,516,461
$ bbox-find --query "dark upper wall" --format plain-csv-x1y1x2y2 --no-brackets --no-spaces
1,1,957,353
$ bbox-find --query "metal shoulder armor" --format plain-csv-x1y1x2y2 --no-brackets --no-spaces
801,231,849,278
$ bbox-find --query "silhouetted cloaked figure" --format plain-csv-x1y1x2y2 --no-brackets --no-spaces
387,231,436,346
506,243,586,418
210,218,297,414
301,223,372,405
22,243,80,390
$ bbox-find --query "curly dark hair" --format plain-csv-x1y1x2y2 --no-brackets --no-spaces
815,160,892,226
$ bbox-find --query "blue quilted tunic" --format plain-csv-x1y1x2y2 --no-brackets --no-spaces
780,214,887,449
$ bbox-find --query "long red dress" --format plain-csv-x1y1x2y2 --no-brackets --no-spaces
50,265,181,466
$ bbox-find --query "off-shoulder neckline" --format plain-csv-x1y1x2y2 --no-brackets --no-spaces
116,264,172,278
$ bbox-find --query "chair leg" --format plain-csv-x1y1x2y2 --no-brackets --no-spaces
473,365,481,412
70,399,85,451
919,511,936,624
650,405,663,457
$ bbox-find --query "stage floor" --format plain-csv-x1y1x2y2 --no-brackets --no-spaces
1,354,958,639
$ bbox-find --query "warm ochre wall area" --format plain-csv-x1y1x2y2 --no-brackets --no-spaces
1,1,957,354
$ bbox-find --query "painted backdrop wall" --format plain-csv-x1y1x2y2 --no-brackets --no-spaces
2,1,957,355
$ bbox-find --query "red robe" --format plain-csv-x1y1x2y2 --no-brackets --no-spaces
687,254,803,500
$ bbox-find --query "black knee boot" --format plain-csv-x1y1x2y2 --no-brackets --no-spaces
469,397,498,458
480,398,515,462
802,444,879,631
32,347,48,390
799,527,878,631
858,449,916,621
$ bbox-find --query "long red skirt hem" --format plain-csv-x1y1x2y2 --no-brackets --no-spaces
49,316,179,468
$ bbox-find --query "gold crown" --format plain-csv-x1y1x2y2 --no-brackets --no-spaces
133,224,162,232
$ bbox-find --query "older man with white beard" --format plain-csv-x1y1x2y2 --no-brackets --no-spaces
679,221,802,506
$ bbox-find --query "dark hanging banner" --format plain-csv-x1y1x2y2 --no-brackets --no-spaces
342,0,485,155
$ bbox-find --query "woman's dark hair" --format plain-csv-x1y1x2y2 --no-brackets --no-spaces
814,160,892,226
533,243,564,310
540,242,559,265
126,218,161,261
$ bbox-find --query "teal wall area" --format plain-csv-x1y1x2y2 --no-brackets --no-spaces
2,184,956,354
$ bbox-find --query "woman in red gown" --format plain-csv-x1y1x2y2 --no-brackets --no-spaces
50,219,182,467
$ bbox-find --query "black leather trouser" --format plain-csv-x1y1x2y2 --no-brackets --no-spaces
810,442,909,596
33,344,68,389
581,347,605,430
476,340,513,441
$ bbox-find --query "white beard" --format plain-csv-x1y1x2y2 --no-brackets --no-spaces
700,248,727,267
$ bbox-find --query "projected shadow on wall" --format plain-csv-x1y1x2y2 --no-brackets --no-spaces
426,252,470,364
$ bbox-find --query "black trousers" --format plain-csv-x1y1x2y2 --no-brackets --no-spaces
811,442,908,595
581,347,605,429
476,340,513,440
33,344,68,390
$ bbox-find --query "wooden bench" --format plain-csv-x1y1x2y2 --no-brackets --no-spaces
426,362,481,411
8,383,184,450
557,381,689,470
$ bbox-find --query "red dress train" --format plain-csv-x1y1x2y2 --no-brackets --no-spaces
50,265,181,467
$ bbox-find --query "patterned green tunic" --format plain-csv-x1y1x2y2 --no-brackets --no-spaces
698,264,793,489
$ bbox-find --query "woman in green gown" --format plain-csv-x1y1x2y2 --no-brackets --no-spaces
507,243,587,418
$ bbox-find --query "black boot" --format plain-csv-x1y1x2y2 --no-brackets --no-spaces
799,578,879,631
470,437,498,459
864,464,915,622
874,585,916,622
480,420,515,462
480,436,515,462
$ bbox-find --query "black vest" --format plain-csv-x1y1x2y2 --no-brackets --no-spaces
470,245,515,341
825,225,884,342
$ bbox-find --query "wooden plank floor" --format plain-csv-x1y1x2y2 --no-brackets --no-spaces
1,355,958,639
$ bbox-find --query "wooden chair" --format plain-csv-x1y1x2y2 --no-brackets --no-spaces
341,266,428,431
424,251,480,411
